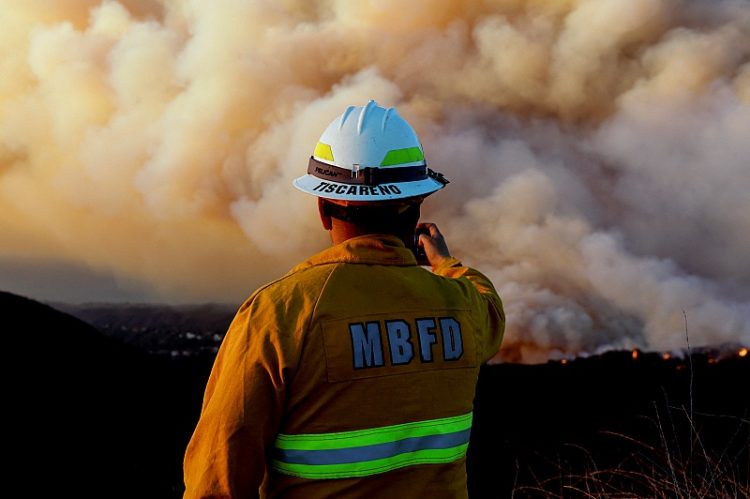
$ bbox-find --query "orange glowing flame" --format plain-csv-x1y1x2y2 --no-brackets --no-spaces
662,352,671,360
740,348,748,358
561,359,568,365
632,349,639,360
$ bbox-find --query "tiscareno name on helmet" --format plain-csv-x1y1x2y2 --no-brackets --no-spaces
312,181,403,196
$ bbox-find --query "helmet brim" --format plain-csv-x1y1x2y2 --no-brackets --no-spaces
293,174,445,201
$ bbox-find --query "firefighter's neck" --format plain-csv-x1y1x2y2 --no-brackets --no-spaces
329,218,413,247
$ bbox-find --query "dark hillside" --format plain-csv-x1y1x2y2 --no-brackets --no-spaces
54,302,235,357
4,293,748,497
2,292,211,498
469,351,750,497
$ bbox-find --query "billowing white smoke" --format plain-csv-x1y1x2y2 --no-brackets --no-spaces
1,0,749,361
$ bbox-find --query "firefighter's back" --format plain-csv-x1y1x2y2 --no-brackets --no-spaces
266,242,500,498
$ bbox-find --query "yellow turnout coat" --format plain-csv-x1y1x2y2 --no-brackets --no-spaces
184,234,505,498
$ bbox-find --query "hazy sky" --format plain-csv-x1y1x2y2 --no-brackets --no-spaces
0,258,159,304
1,0,749,360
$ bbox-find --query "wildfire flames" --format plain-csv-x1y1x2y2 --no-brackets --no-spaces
553,346,749,367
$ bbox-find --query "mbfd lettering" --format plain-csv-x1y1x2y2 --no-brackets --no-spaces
349,317,463,369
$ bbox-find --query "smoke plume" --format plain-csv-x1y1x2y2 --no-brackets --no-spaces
1,0,749,361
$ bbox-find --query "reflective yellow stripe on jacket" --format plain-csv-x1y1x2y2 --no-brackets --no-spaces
271,412,473,479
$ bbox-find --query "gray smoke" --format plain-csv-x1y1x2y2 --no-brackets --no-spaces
1,0,749,361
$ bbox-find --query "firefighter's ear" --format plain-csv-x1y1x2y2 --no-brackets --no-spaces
318,198,332,231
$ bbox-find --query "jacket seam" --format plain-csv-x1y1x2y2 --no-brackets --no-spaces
310,263,341,327
284,263,340,390
274,264,340,433
311,263,343,384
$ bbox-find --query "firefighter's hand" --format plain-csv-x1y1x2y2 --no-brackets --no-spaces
417,222,452,269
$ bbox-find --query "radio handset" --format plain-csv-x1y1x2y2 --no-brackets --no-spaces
413,227,430,266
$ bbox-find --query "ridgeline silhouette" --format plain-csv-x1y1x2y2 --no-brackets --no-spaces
3,292,747,497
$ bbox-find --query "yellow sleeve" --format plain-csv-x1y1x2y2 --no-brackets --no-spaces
433,256,505,362
183,289,299,498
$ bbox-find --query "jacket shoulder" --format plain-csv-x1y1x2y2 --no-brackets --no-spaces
238,262,340,315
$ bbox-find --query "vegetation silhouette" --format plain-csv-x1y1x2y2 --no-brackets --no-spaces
4,292,747,497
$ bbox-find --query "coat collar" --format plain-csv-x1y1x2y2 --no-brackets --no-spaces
290,234,417,273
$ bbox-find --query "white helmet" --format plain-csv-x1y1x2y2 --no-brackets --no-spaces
293,100,448,201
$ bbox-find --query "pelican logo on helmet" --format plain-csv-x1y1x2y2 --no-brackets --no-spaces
314,165,344,179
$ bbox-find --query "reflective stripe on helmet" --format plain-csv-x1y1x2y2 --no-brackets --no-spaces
380,146,425,167
270,412,472,479
313,142,334,162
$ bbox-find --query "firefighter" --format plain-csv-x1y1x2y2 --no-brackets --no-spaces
183,100,505,498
